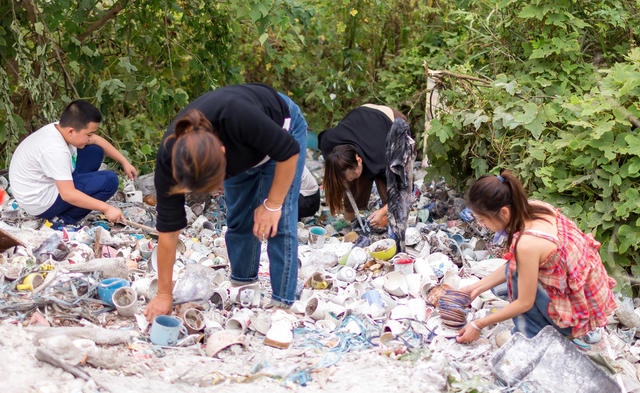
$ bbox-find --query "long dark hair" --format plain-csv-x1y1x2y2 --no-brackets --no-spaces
166,109,226,194
466,170,553,247
323,144,359,215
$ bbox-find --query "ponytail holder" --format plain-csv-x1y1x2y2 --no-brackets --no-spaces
497,175,504,183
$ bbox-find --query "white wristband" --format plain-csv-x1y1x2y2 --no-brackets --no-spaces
263,198,282,212
470,321,481,331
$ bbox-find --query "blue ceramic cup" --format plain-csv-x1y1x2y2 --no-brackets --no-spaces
150,315,188,346
97,278,130,306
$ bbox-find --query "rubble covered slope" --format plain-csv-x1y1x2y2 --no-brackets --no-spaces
0,156,638,393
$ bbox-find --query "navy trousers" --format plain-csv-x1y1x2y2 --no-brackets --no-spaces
37,145,118,224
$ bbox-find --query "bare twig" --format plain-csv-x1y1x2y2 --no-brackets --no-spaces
423,61,431,156
77,0,128,42
35,348,115,393
93,229,101,258
123,219,158,235
10,0,16,20
28,0,79,98
428,69,492,84
0,50,19,77
430,66,535,102
35,348,92,380
164,0,174,80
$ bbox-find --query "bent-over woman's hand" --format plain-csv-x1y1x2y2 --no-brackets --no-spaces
144,293,173,322
253,201,282,240
368,208,388,228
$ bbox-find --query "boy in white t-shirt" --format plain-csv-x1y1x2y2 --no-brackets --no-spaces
9,100,137,225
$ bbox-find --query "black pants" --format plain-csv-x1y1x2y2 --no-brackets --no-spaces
298,190,320,219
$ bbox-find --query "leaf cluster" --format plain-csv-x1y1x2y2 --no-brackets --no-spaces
415,0,640,293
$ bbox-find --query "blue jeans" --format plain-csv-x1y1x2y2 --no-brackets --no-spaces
37,145,119,225
492,264,572,338
223,93,307,305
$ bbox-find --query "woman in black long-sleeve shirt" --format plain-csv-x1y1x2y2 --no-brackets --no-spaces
145,84,307,321
319,104,405,228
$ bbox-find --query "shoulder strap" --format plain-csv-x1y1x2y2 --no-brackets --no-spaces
521,229,560,245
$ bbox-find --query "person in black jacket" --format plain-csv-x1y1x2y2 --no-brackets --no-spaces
144,84,307,321
319,104,406,229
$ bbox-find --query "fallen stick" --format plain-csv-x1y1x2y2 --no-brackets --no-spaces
428,69,492,84
0,301,41,313
93,229,101,257
35,347,92,380
35,348,115,393
123,219,158,235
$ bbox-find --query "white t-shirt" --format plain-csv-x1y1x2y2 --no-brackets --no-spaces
9,123,77,215
299,166,319,197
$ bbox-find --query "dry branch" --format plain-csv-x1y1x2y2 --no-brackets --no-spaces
428,69,492,84
77,0,129,42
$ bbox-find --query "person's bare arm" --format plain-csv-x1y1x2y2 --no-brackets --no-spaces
253,154,298,239
88,135,138,179
144,230,179,321
55,180,123,222
457,239,543,343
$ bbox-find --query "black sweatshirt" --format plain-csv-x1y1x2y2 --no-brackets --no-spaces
155,83,300,232
318,106,392,180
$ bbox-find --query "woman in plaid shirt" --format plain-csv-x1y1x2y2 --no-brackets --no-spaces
457,170,616,343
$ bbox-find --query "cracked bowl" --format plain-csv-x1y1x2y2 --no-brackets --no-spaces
369,239,397,261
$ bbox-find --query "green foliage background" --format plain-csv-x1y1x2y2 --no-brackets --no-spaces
1,0,639,291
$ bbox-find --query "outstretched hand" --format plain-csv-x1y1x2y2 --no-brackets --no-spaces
122,162,138,180
104,205,125,223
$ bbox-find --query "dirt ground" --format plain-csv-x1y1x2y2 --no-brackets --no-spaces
1,317,499,393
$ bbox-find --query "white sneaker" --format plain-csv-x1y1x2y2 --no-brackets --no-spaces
264,310,295,349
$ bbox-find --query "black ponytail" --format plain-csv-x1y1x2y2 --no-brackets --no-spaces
466,169,553,246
